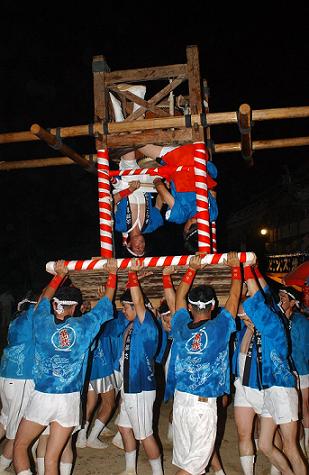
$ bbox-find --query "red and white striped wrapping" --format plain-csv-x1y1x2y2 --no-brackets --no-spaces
211,222,217,253
193,142,211,254
97,149,113,257
109,165,191,178
46,252,255,274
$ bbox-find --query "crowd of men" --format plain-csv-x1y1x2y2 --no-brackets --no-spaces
0,253,308,475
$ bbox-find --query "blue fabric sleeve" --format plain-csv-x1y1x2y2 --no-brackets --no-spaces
243,291,283,337
171,308,191,336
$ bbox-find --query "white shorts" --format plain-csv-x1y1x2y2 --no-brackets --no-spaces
89,373,117,394
172,390,217,475
299,374,309,390
24,390,81,428
234,378,265,414
261,386,299,425
0,378,35,439
118,390,156,440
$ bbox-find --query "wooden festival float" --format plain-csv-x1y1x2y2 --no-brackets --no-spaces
1,45,309,305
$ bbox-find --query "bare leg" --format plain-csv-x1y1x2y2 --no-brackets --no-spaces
13,418,46,473
37,434,49,458
279,420,307,475
118,426,136,453
210,450,224,472
141,435,160,460
44,422,73,475
258,417,294,475
85,389,97,422
234,406,256,455
97,389,116,423
0,423,5,441
138,145,164,159
2,439,14,460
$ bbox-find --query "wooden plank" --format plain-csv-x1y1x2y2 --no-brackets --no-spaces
106,128,193,147
186,45,204,142
92,55,110,122
68,265,232,304
105,64,187,84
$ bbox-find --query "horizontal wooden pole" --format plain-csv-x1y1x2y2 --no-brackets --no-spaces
1,106,309,145
105,64,187,84
1,136,309,171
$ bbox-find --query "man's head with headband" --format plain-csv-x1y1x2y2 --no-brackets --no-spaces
158,299,172,331
52,286,83,319
126,234,145,257
120,288,153,321
278,286,301,317
188,285,217,315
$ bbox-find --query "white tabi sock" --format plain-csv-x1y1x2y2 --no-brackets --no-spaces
17,471,33,475
125,450,137,472
60,462,73,475
87,419,105,441
149,457,163,475
214,470,226,475
36,457,45,475
270,464,281,474
240,455,254,475
0,454,12,469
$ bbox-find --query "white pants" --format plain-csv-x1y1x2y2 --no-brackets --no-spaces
172,390,217,475
118,390,156,440
0,378,34,439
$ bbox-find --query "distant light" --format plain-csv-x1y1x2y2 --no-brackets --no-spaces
260,228,268,236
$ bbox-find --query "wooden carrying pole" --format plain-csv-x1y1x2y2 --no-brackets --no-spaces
30,124,96,173
1,136,309,171
1,106,309,145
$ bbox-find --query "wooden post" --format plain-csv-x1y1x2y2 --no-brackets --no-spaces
238,103,253,166
186,45,204,142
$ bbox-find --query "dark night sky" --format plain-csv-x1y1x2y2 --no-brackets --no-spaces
0,3,308,295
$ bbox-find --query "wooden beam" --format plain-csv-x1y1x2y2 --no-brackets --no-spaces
92,55,110,122
30,124,96,173
238,103,253,165
2,136,309,171
0,106,309,145
104,64,188,84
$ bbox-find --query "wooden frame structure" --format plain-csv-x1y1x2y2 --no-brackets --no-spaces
1,45,308,302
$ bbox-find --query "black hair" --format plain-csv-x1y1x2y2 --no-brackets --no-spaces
158,300,170,315
183,223,198,254
188,285,216,312
53,286,83,317
120,288,134,305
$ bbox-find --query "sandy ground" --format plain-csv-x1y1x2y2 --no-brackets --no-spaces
71,398,271,475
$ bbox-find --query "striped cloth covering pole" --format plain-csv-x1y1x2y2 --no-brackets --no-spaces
193,142,211,254
97,149,113,257
46,252,255,274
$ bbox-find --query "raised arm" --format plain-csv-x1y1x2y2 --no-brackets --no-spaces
243,254,259,298
113,181,141,205
224,251,242,318
153,178,175,209
162,266,176,315
41,260,68,301
128,258,146,323
102,258,118,302
175,255,201,311
253,262,268,290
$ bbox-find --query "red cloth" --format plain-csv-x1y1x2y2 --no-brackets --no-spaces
162,144,216,192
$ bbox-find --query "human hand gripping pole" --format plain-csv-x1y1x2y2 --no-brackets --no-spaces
102,258,118,302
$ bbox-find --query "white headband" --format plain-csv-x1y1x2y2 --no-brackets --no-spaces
53,297,78,314
279,289,300,307
159,310,171,317
188,297,215,310
125,246,145,257
17,299,37,312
